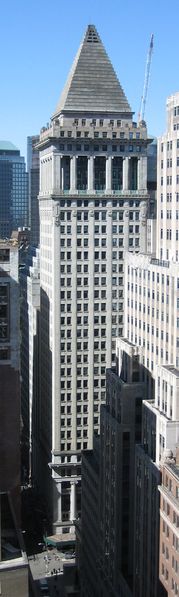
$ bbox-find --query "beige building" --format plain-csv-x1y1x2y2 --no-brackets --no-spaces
36,24,151,531
116,93,179,595
159,455,179,596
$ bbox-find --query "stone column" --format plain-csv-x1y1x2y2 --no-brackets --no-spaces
138,156,147,190
40,159,43,192
106,156,112,191
56,482,62,522
88,204,94,449
140,200,147,253
106,206,112,368
70,155,77,192
71,208,77,450
52,205,61,452
123,201,129,250
61,158,64,191
53,154,62,191
123,157,129,191
70,481,76,521
88,156,94,192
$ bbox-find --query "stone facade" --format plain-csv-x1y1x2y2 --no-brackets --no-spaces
36,24,150,531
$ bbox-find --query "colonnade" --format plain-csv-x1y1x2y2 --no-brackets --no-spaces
49,154,147,193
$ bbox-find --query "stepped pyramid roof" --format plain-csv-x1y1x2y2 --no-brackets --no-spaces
53,25,131,117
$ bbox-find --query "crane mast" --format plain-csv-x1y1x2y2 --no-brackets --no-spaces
138,34,154,123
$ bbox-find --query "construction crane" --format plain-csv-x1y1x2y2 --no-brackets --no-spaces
138,34,154,124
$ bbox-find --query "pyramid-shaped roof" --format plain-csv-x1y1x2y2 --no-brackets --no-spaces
53,25,132,117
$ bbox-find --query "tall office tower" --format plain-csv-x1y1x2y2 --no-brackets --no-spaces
37,24,150,531
0,240,20,520
0,141,28,238
27,136,40,246
117,93,179,596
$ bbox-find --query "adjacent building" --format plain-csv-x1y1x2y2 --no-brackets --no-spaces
77,437,100,597
35,23,151,531
27,135,40,246
98,346,145,596
0,240,21,519
117,93,179,595
20,245,38,480
159,452,179,596
0,141,28,238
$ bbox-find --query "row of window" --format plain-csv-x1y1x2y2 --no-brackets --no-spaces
60,441,88,451
60,366,106,377
60,315,107,326
161,229,179,240
161,193,179,202
128,317,170,336
161,140,176,151
60,127,140,139
161,157,179,168
59,198,140,208
129,268,171,284
60,391,105,402
60,249,125,261
73,117,123,126
59,210,140,221
60,225,132,236
59,141,141,153
128,285,170,301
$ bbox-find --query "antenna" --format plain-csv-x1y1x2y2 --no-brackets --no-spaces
138,34,154,124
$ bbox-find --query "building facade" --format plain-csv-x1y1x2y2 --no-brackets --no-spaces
36,24,151,531
27,135,40,246
159,455,179,596
116,93,179,595
77,437,100,597
0,240,20,519
0,141,28,238
98,347,145,596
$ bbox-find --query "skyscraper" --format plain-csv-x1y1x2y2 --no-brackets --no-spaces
35,24,150,531
0,141,28,238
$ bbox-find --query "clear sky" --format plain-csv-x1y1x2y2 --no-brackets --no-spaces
0,0,178,161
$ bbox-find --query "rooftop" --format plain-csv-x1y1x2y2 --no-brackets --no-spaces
0,492,27,570
162,365,179,378
53,25,132,117
0,140,19,152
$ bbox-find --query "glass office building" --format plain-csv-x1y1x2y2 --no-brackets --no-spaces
0,141,28,238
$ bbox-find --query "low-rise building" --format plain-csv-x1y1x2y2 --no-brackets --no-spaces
0,492,29,597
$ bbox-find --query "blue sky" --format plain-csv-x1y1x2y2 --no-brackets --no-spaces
0,0,178,160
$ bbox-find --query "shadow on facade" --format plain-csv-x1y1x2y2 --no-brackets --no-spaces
31,287,53,527
79,349,166,597
0,269,21,524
